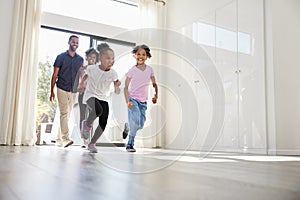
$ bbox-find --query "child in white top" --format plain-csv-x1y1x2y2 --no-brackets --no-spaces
78,43,121,153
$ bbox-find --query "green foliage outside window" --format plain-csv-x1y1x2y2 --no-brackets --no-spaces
36,60,57,127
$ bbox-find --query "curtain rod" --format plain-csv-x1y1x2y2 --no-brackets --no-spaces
154,0,166,6
110,0,138,7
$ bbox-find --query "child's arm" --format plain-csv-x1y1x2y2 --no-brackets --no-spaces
151,76,158,104
114,79,121,94
79,65,86,79
124,77,133,109
77,74,88,93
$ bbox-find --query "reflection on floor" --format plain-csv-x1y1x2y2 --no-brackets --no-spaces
1,145,300,200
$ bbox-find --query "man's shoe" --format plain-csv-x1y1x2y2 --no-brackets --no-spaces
55,140,62,147
63,140,73,148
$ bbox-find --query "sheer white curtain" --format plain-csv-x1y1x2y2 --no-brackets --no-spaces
0,0,42,145
139,0,166,29
136,0,167,148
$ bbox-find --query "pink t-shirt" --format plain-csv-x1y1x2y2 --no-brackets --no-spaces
126,65,154,102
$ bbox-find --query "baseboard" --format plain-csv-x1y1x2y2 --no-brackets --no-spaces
275,149,300,156
267,149,277,155
199,147,267,155
95,142,125,147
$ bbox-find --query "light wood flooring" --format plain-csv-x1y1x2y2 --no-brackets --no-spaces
1,145,300,200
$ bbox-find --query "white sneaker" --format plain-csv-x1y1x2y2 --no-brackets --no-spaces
81,139,88,148
63,140,73,148
55,140,62,147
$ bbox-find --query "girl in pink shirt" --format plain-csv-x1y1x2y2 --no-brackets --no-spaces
124,44,158,152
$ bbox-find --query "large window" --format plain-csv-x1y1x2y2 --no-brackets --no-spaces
38,28,91,64
36,27,135,145
37,0,139,145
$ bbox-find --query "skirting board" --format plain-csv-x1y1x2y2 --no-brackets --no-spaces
275,149,300,156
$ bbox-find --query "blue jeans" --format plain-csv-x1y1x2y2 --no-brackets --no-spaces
127,98,147,147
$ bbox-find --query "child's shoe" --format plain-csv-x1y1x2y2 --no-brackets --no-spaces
81,139,88,148
81,120,91,139
122,123,129,139
88,143,98,153
126,145,136,152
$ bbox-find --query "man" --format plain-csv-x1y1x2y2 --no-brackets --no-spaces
50,35,84,148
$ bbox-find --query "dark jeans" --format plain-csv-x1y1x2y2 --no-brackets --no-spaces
86,97,109,144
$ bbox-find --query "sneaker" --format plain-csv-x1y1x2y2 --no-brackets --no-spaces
55,140,62,147
81,120,91,139
81,139,88,148
63,140,73,148
126,145,136,152
122,123,129,139
88,143,98,153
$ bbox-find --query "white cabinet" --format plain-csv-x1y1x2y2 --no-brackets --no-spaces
163,0,266,153
237,0,266,153
177,0,266,153
213,0,266,153
215,0,239,151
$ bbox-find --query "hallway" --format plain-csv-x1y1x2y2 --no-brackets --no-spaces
1,146,300,200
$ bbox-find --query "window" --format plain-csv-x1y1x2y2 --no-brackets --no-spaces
36,26,135,145
192,22,251,55
37,0,138,144
38,28,91,64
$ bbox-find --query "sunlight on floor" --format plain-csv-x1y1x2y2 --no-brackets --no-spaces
213,155,300,162
146,155,237,163
35,145,300,163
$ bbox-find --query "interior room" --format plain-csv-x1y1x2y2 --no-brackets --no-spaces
0,0,300,199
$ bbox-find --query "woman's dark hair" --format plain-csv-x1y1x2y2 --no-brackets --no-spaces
132,44,152,58
97,43,113,56
85,47,95,56
85,47,99,61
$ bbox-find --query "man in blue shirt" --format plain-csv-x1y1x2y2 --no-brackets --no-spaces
50,35,84,148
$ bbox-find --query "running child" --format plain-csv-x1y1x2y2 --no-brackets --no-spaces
78,43,121,153
124,44,158,152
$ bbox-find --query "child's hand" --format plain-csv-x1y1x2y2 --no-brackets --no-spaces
152,96,157,104
115,80,121,87
128,101,133,109
77,85,84,93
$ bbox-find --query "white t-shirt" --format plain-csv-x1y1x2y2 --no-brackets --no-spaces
83,64,118,103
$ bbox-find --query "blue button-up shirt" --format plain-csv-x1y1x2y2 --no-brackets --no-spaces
54,51,84,93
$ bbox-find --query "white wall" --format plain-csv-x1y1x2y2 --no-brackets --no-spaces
41,12,127,40
271,0,300,155
0,0,14,130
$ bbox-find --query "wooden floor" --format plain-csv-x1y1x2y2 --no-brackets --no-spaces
1,145,300,200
